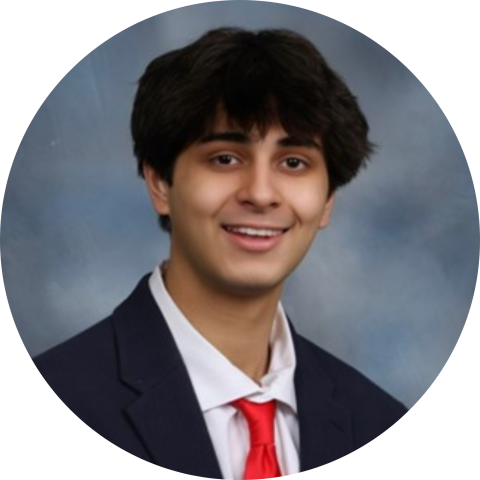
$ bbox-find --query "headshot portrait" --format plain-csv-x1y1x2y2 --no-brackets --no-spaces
1,1,478,479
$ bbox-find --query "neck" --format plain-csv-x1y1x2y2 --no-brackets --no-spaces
163,260,283,383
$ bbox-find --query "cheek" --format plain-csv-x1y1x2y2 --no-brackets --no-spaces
290,189,329,224
171,175,233,220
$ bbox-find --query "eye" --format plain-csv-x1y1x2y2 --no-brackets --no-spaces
211,154,240,166
282,156,307,170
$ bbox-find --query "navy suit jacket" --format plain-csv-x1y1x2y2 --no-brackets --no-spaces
35,275,407,477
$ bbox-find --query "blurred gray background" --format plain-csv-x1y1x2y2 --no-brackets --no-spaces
1,1,478,409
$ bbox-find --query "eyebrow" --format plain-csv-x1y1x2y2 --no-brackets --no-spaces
198,131,323,152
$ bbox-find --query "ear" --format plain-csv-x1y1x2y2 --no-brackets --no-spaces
318,192,335,230
143,164,171,215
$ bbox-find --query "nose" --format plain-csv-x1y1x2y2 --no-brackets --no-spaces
236,162,281,211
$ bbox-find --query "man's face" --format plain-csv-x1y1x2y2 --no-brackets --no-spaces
145,118,334,297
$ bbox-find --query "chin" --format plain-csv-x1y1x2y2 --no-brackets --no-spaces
217,270,288,298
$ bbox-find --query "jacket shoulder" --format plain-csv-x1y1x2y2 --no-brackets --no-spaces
33,274,152,391
34,316,116,380
33,314,149,457
34,316,136,421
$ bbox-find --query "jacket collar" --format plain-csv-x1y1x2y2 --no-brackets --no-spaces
112,275,223,478
291,322,353,471
112,275,353,476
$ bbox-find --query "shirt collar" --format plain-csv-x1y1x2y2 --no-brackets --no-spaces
148,265,297,414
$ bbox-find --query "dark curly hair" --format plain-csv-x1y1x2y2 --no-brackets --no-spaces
131,28,373,231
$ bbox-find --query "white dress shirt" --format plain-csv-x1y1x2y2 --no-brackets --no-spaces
149,265,299,479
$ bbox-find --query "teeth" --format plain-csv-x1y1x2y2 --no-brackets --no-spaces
225,226,284,237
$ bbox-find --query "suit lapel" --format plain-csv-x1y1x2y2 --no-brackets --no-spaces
291,326,354,471
124,367,223,477
112,276,222,478
111,276,352,475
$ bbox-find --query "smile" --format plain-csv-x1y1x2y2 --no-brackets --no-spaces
223,225,287,238
222,224,289,253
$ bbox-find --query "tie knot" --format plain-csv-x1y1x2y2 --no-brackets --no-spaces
232,399,277,446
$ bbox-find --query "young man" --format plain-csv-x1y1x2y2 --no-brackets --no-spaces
35,28,407,479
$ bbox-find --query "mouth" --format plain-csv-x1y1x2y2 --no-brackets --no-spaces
222,225,289,238
221,224,289,252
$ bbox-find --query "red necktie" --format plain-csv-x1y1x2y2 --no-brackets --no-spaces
232,399,283,479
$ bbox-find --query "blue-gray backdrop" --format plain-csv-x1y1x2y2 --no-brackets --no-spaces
1,1,478,409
